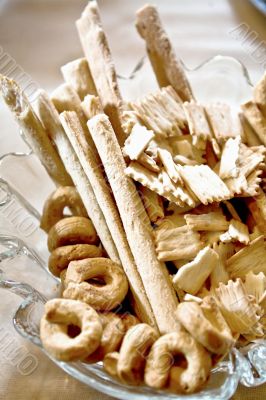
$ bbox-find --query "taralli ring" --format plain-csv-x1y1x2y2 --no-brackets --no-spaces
86,312,126,363
176,297,235,355
103,323,159,385
47,216,98,252
40,298,103,361
144,330,212,393
48,243,103,277
63,257,129,310
40,186,88,232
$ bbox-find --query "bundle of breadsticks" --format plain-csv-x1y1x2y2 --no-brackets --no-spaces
1,1,265,394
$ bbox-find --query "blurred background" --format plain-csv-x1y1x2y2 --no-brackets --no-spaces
0,1,265,399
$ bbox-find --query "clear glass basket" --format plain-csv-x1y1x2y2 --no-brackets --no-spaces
0,55,266,400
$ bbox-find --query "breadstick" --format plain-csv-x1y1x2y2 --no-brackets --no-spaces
51,83,101,163
0,75,72,187
88,113,180,334
135,5,193,102
61,57,97,100
36,89,119,263
59,110,157,329
81,94,103,119
51,84,93,133
76,1,126,146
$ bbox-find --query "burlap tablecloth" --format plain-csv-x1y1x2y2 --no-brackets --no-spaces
0,1,265,398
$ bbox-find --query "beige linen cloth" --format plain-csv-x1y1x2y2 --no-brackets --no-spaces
0,0,265,399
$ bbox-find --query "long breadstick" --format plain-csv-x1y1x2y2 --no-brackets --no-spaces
81,94,103,118
135,5,193,102
0,75,72,187
61,58,97,100
76,0,126,147
36,90,119,263
59,110,157,329
51,83,100,163
88,113,180,334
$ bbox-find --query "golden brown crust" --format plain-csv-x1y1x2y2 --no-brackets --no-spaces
47,216,98,252
40,298,102,361
63,257,128,311
40,186,87,233
176,298,235,355
144,330,211,393
48,244,103,277
86,312,126,363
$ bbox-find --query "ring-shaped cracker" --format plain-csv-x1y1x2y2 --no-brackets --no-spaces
40,298,102,361
63,257,128,311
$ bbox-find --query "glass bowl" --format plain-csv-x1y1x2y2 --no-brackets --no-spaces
0,55,266,400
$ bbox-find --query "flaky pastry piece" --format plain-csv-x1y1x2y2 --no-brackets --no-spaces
171,136,206,164
154,225,203,262
183,100,213,148
176,296,235,355
157,147,183,184
220,219,250,245
205,103,239,144
130,86,187,137
123,124,155,160
221,143,265,197
125,161,187,206
209,242,233,289
173,247,218,295
219,137,241,179
120,110,141,136
226,235,266,278
215,279,263,337
184,211,229,231
244,271,266,304
246,188,266,235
